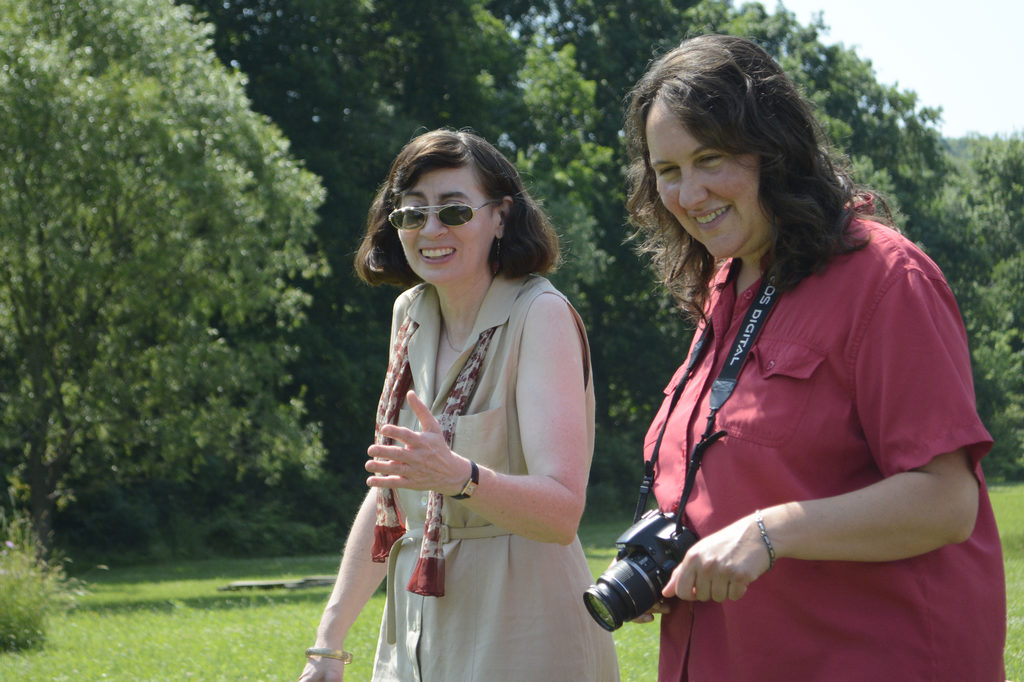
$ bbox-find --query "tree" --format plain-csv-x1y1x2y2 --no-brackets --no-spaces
0,0,326,549
945,136,1024,478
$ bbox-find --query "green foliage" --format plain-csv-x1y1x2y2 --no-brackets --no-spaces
0,0,326,548
947,136,1024,479
0,505,77,652
51,463,360,563
514,38,616,296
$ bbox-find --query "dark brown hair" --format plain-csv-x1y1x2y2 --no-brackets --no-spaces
355,128,559,288
624,34,886,321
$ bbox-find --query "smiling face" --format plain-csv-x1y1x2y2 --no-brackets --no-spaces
645,99,773,273
396,165,506,296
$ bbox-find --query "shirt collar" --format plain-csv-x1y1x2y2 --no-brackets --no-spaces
406,274,528,337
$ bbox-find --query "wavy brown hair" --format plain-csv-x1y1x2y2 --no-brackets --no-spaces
624,34,889,322
355,128,559,288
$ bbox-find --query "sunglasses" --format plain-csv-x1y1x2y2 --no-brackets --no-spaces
388,200,500,230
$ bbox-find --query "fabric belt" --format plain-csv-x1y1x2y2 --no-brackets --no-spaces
385,523,511,644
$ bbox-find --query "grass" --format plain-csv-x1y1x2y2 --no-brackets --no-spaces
0,486,1020,681
992,483,1024,679
0,555,363,681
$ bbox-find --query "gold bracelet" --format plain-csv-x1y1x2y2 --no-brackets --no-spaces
305,647,353,664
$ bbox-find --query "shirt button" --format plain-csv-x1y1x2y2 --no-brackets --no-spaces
420,494,429,508
766,360,775,369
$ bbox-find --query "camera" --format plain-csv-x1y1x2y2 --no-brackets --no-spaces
583,509,697,631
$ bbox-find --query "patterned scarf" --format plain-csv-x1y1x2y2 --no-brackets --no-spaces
371,314,496,597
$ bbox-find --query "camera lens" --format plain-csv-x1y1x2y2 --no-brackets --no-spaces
583,589,619,631
583,555,662,631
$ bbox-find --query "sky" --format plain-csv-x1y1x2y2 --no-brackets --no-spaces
776,0,1023,138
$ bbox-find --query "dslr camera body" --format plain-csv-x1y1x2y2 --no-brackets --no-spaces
583,509,697,631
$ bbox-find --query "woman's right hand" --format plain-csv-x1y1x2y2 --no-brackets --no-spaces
297,657,345,682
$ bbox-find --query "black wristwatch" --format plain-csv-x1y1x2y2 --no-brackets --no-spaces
452,460,479,499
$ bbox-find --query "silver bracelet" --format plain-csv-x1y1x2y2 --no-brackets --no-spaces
305,647,353,664
755,509,776,570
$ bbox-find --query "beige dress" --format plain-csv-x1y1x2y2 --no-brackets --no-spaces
371,275,619,682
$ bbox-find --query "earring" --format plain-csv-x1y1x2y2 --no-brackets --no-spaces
491,237,502,275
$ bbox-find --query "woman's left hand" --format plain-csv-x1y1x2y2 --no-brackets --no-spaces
662,513,772,603
365,390,470,496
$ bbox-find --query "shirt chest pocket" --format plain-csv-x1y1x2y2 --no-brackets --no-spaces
399,404,508,473
451,406,509,473
717,340,825,447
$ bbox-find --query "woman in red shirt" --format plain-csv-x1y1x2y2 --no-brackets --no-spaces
621,34,1005,681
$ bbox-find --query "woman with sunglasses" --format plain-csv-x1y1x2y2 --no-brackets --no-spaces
621,35,1004,680
298,128,618,681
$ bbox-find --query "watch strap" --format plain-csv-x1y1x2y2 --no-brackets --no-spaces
452,460,479,499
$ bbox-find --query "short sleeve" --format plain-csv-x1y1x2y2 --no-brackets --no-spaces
852,267,992,476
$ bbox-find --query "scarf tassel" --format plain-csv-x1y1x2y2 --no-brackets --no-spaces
406,556,446,596
371,523,406,563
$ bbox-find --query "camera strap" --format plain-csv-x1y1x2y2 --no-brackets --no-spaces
633,274,779,527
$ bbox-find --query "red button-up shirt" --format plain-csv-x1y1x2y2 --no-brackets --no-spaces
646,220,1004,681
